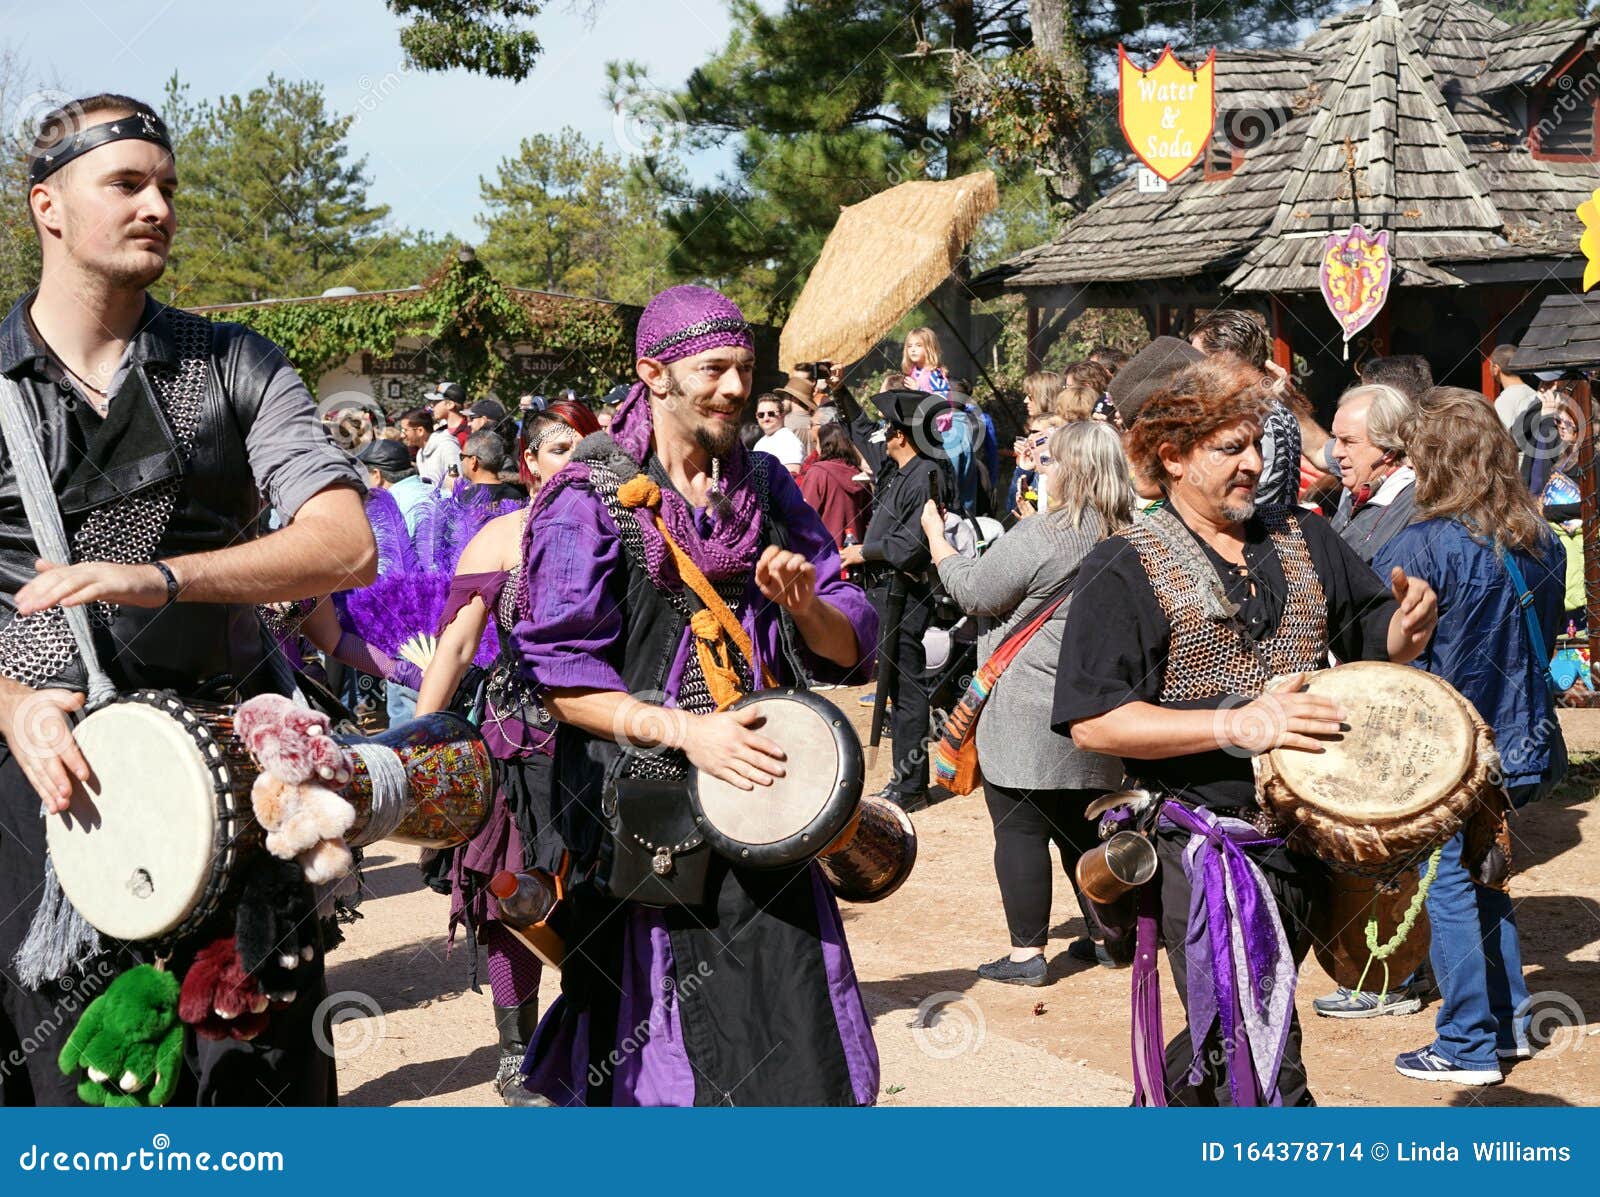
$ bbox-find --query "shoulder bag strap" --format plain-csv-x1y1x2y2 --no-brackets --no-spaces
0,378,117,708
1496,544,1550,664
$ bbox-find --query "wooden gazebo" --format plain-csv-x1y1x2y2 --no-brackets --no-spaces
975,0,1600,418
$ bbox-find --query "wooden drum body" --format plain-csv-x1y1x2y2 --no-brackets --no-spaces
340,712,495,849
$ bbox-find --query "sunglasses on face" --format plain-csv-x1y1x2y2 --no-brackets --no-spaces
757,410,781,419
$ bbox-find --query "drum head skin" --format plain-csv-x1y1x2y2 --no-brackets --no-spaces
46,702,220,941
691,689,865,868
1257,661,1497,865
1265,662,1476,821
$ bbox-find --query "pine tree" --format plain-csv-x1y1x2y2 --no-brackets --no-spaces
387,0,548,81
159,75,392,305
477,127,668,303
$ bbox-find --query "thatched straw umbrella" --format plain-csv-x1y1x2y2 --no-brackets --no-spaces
779,170,998,369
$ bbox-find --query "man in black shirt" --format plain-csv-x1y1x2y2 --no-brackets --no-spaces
0,93,374,1107
841,390,943,809
1053,357,1437,1107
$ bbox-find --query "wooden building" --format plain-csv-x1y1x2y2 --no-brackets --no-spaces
975,0,1600,413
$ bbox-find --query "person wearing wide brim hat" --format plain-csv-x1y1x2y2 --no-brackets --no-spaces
841,389,946,812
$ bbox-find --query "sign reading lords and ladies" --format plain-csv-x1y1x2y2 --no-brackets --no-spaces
1118,45,1216,182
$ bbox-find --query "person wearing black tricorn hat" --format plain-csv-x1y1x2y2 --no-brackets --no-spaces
841,389,944,810
0,93,374,1106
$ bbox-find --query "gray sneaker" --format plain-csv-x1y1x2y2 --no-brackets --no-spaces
977,954,1048,987
1312,986,1423,1019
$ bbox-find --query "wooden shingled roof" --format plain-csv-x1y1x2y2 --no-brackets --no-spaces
1225,0,1502,292
1510,293,1600,373
979,0,1600,299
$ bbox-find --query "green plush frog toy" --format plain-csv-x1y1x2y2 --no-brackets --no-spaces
58,964,185,1107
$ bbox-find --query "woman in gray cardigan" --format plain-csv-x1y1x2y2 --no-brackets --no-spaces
920,421,1132,987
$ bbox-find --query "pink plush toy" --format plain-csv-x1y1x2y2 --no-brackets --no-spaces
237,696,359,884
235,695,352,785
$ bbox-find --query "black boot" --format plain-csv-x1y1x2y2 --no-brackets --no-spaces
493,1002,546,1107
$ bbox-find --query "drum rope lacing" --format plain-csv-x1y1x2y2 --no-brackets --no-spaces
1352,844,1443,1000
348,742,410,847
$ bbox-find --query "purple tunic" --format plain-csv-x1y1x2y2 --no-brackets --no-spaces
513,459,881,1106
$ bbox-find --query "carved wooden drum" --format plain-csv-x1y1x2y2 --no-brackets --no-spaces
1254,661,1501,867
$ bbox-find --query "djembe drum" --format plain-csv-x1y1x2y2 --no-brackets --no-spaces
1253,661,1505,989
689,688,917,901
46,694,494,945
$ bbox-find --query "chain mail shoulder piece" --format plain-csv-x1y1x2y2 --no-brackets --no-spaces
0,309,213,688
1120,505,1327,704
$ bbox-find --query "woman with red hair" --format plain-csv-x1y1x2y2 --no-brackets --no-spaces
413,398,599,1105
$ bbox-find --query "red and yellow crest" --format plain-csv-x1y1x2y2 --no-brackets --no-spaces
1118,45,1216,182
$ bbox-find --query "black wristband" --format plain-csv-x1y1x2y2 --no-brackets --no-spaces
151,560,181,606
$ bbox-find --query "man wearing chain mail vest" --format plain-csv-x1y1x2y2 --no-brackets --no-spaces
0,94,374,1105
511,285,881,1105
1053,357,1439,1107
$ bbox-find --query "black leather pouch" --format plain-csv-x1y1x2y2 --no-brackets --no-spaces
603,776,711,907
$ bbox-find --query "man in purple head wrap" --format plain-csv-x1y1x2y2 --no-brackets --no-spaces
510,284,881,1106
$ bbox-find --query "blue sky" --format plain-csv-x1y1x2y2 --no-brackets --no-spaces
1,0,738,241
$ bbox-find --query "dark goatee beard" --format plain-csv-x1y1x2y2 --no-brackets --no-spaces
694,421,740,459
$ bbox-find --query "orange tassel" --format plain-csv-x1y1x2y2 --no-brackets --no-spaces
617,476,661,509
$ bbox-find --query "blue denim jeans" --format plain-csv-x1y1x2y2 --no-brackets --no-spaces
386,683,418,726
1423,824,1530,1069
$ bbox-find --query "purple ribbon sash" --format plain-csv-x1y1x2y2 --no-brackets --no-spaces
1130,801,1294,1107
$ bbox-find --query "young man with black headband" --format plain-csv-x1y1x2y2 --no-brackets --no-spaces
0,94,375,1105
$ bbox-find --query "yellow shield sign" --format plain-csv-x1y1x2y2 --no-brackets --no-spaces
1118,44,1216,182
1581,187,1599,292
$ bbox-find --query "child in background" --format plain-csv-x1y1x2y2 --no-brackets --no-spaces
903,327,950,395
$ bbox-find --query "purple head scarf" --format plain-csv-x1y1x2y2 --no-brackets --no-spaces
520,285,763,610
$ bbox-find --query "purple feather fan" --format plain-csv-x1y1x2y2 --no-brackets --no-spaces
411,486,521,576
341,487,518,669
365,487,419,577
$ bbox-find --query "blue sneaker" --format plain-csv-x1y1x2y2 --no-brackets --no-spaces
1394,1046,1501,1086
1312,986,1422,1019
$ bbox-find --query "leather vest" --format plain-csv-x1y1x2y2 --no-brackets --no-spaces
0,294,284,698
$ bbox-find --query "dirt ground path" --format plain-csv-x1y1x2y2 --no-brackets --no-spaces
327,696,1600,1107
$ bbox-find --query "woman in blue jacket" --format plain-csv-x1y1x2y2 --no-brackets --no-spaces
1374,387,1567,1088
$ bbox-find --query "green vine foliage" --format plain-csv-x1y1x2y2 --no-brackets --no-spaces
198,251,638,402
